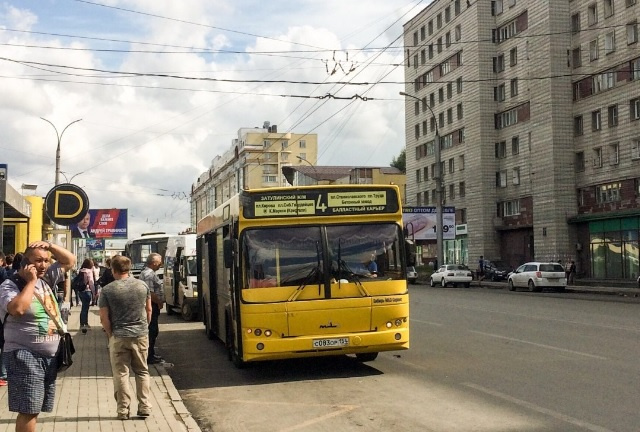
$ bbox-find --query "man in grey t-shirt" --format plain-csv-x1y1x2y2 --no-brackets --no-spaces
138,253,164,364
98,255,152,420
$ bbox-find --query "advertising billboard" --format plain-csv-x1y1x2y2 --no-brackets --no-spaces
70,209,128,239
402,207,456,241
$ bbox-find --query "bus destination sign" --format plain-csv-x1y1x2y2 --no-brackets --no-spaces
243,188,399,218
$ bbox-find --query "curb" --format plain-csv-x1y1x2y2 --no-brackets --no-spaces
153,363,203,432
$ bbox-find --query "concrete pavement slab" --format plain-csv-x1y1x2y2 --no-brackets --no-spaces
0,303,201,432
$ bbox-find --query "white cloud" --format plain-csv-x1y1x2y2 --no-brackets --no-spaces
0,0,415,238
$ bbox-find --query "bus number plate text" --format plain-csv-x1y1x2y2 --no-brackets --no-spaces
312,337,349,348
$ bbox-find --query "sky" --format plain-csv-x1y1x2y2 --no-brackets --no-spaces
0,0,426,238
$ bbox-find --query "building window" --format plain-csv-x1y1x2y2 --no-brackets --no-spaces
592,110,602,131
610,142,619,165
420,26,426,41
457,77,463,93
575,151,585,172
494,84,506,101
299,152,306,160
459,181,466,197
628,22,639,44
445,6,451,22
430,93,435,107
424,166,428,180
628,0,638,7
449,184,455,200
438,112,445,128
447,82,453,99
510,47,518,66
414,101,420,116
455,0,461,15
415,124,420,139
572,47,582,68
632,139,640,159
608,105,618,127
631,98,640,120
441,134,453,148
449,158,455,173
437,37,443,53
510,78,519,97
492,0,504,16
596,182,622,203
503,199,520,216
438,87,444,103
495,141,507,158
604,0,614,18
493,54,505,72
416,193,422,206
263,140,270,148
512,167,520,185
459,155,465,170
446,32,451,48
588,3,598,26
447,108,453,124
457,103,463,120
571,13,581,33
574,115,584,136
455,25,461,41
430,117,436,132
634,59,640,80
299,140,306,148
281,140,289,149
604,31,616,54
437,13,442,29
428,20,433,35
512,136,520,155
593,147,603,167
458,128,465,143
589,38,599,61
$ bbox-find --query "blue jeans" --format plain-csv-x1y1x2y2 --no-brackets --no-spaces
79,290,93,326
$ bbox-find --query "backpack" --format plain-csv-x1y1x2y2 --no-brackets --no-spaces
0,274,26,349
71,273,86,292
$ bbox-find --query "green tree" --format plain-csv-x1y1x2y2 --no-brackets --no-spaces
390,149,406,173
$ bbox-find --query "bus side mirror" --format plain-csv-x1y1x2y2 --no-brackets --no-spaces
223,239,234,268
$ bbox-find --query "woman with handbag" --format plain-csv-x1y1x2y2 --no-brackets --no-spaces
0,241,75,432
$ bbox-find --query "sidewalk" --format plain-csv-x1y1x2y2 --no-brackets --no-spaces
0,304,201,432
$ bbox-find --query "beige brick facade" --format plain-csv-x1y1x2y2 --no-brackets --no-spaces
403,0,640,275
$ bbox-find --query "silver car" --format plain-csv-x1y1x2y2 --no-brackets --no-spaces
430,264,473,287
507,262,567,292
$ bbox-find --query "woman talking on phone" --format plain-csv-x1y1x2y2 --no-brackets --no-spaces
0,241,75,432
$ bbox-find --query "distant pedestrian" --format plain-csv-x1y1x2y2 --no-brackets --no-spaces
98,255,152,420
91,259,100,305
78,259,95,334
96,258,115,288
0,253,7,284
568,260,576,285
0,241,76,432
139,253,164,364
477,255,485,284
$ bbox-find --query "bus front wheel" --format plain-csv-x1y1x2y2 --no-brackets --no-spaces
226,319,246,368
355,352,378,362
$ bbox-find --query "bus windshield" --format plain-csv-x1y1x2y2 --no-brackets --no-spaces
242,223,404,289
125,238,169,271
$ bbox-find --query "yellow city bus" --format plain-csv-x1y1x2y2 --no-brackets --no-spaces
196,185,409,367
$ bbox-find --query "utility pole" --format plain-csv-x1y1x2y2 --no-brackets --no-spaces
400,92,444,266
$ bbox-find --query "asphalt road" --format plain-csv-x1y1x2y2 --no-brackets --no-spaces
157,284,640,432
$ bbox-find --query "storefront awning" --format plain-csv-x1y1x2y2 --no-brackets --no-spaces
567,209,640,224
0,180,32,219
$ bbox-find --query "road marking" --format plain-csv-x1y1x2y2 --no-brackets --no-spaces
469,330,608,360
463,383,614,432
425,302,640,333
411,319,444,326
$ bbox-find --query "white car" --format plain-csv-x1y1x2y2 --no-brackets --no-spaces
406,266,418,284
430,264,473,288
507,262,567,292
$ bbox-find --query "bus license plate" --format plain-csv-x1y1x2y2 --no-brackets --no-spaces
312,337,349,348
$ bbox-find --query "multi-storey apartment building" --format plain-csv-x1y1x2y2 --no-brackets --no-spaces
190,122,317,230
403,0,639,280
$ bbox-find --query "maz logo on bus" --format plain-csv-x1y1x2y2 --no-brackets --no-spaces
319,321,338,329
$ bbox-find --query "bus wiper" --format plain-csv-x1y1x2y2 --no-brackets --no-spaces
336,259,371,298
288,242,322,302
287,266,321,302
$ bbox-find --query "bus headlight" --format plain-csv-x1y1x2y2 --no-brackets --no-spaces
254,329,262,336
264,330,272,337
386,321,393,328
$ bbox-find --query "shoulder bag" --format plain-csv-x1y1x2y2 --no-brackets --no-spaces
34,288,75,372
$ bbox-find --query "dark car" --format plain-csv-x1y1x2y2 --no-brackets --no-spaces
484,260,512,281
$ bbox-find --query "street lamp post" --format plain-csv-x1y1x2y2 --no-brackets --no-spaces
40,118,82,186
400,91,443,267
296,155,318,185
